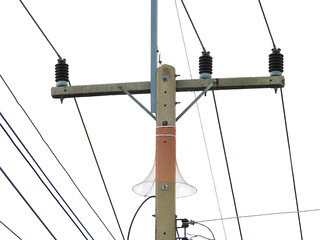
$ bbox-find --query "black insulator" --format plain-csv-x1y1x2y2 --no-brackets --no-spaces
55,59,69,83
181,219,189,228
199,51,212,75
269,48,284,74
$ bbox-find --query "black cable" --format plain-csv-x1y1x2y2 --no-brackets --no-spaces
280,88,304,240
176,227,181,240
174,0,193,79
0,122,89,239
257,0,277,49
69,80,125,240
127,195,155,240
0,112,94,240
0,221,22,240
175,2,227,239
0,166,57,239
188,233,213,240
180,0,206,52
191,222,215,240
18,0,62,59
0,74,116,239
211,90,244,240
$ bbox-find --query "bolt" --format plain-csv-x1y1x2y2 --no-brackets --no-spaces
162,184,168,190
162,76,168,82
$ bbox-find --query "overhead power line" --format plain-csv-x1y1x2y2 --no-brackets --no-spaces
0,74,116,239
69,80,125,240
174,2,227,240
211,90,244,240
195,208,320,224
0,112,94,240
17,1,147,235
17,0,125,233
0,166,57,239
280,88,304,240
0,221,22,240
180,0,206,52
257,0,277,49
18,0,62,59
0,122,90,239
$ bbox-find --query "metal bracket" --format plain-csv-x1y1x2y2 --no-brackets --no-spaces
118,86,156,120
176,82,215,121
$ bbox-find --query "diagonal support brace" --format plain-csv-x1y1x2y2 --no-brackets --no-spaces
176,82,215,121
118,86,156,120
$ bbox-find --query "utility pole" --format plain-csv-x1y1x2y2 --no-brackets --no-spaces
52,2,284,239
52,69,284,240
155,65,176,240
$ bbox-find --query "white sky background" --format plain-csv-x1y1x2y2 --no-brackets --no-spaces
0,0,320,239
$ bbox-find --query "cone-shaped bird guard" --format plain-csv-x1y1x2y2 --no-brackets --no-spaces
133,160,197,198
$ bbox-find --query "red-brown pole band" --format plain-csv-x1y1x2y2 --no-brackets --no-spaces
156,126,176,182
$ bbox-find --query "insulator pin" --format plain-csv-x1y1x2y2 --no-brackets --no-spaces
269,48,283,76
55,59,69,87
199,51,212,79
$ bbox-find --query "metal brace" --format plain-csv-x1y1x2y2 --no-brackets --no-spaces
118,86,156,120
176,82,215,121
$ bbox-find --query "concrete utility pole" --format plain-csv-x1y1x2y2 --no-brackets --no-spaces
155,65,176,240
51,0,286,237
52,67,284,240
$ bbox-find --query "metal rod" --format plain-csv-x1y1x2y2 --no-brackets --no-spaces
176,82,214,121
118,86,156,120
151,0,158,113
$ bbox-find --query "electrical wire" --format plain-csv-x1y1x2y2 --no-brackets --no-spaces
176,227,181,240
127,195,155,240
14,5,121,234
193,208,320,224
17,6,136,233
0,74,116,239
280,88,304,240
180,0,206,52
0,112,94,240
69,80,125,240
257,0,277,49
174,2,228,240
0,122,89,239
174,0,192,77
211,90,243,240
18,0,62,59
188,233,214,240
0,166,57,239
0,221,22,240
190,221,215,240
